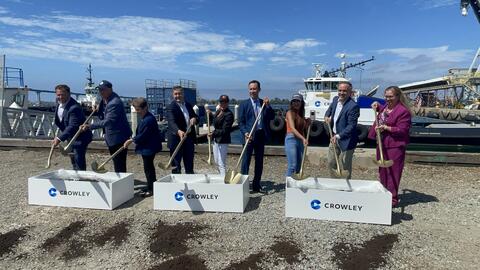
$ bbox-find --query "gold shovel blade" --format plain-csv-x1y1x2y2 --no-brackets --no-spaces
378,159,394,168
291,172,309,181
91,161,107,174
333,168,350,178
224,169,242,184
157,162,176,170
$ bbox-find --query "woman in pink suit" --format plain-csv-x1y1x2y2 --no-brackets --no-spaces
368,86,412,207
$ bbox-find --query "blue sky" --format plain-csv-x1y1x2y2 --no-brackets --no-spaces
0,0,478,99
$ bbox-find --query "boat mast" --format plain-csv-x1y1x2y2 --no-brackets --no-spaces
327,56,375,78
86,63,94,87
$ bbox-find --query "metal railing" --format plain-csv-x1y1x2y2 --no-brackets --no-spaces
1,107,104,139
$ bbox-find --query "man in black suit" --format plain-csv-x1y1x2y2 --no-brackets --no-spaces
166,86,198,174
53,84,92,170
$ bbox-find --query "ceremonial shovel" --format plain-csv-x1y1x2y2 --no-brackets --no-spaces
224,103,265,184
158,125,193,170
292,112,314,180
205,105,213,165
91,146,126,173
325,122,349,178
373,109,394,168
59,108,97,156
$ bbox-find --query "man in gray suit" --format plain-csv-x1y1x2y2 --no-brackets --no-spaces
82,80,132,172
324,81,359,179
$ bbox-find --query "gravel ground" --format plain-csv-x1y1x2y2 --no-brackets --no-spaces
0,148,479,269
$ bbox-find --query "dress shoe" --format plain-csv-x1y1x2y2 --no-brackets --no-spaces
252,187,268,194
139,190,153,197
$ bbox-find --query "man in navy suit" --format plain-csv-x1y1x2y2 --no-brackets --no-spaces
324,81,360,179
166,86,198,174
238,80,274,193
52,84,92,170
82,80,132,173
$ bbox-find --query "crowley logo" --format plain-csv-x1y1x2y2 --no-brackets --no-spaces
311,199,321,210
48,187,90,197
315,101,321,107
310,199,364,212
174,191,219,201
174,192,184,201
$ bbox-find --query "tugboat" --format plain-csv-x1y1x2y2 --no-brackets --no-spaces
269,56,383,145
81,63,99,108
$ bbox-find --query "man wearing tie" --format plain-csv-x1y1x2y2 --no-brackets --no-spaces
238,80,274,193
53,84,92,170
166,86,198,174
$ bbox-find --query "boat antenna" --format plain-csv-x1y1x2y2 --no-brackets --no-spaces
86,63,94,87
327,56,375,78
312,63,324,78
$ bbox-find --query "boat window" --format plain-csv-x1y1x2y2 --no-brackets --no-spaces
12,93,25,107
314,82,321,90
332,82,338,90
323,82,331,90
305,82,315,90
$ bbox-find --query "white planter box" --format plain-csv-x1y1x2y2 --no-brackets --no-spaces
154,174,249,213
285,177,392,225
28,169,134,210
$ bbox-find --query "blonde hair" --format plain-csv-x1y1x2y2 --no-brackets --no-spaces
385,86,413,115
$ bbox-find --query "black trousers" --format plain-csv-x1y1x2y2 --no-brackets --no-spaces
142,154,156,192
241,130,265,190
70,144,87,171
108,143,128,173
170,137,195,174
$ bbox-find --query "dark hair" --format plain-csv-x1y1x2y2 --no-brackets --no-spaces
289,99,305,118
338,81,353,91
55,84,70,93
219,94,229,103
248,80,261,90
172,85,183,92
131,97,148,109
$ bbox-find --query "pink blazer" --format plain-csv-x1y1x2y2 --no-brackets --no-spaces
368,103,412,148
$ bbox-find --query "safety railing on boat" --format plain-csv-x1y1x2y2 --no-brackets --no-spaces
1,107,104,139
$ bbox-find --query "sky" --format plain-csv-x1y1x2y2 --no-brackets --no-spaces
0,0,478,99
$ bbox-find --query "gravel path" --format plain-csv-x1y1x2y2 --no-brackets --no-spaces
0,148,479,269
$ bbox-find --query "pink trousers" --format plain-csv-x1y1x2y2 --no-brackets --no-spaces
377,146,406,206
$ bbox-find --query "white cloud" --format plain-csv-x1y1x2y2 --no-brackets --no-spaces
371,46,473,85
0,14,323,70
18,30,43,37
0,6,9,14
269,56,306,66
377,46,471,62
416,0,456,9
253,42,278,52
283,38,321,50
335,52,365,58
247,56,262,62
197,54,253,69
